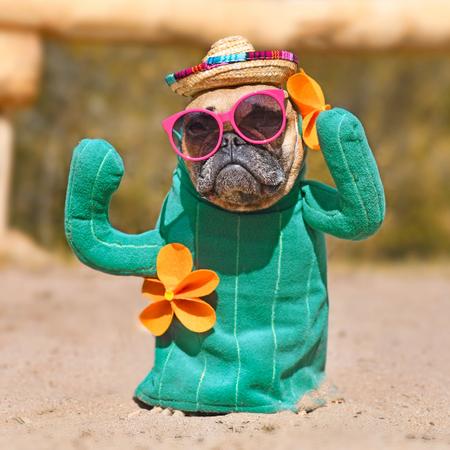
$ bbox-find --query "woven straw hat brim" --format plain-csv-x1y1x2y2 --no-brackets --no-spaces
171,59,297,97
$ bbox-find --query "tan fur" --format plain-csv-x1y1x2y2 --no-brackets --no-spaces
183,84,304,211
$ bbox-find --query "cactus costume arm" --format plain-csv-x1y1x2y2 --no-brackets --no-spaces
65,139,165,276
301,108,385,240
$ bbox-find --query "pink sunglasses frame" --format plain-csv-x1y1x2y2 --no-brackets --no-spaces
162,89,287,161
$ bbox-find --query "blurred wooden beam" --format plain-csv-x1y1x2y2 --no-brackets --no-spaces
0,0,449,51
0,30,42,108
0,30,41,243
0,115,13,241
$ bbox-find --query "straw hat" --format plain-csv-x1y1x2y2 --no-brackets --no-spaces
166,36,298,97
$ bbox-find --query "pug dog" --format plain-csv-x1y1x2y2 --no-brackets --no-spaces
183,84,304,211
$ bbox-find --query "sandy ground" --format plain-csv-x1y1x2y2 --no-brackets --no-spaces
0,261,449,450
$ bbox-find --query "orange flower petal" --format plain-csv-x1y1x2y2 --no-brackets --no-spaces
139,300,174,336
287,69,330,151
302,110,321,151
157,243,193,290
286,69,325,115
142,278,166,302
172,298,216,333
174,269,219,298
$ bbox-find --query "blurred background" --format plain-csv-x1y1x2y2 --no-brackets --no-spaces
1,0,450,264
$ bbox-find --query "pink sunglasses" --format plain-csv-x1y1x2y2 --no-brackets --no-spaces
162,89,287,161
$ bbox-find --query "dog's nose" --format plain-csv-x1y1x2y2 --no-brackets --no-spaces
220,132,246,158
220,132,245,147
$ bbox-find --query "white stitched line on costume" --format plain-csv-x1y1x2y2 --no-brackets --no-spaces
290,236,313,400
336,114,370,239
270,211,282,390
67,140,90,215
66,142,92,252
194,204,206,409
90,150,159,249
234,215,241,412
158,341,176,401
304,114,370,231
196,335,207,409
195,202,200,269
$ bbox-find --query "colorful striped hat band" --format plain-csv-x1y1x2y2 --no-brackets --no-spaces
165,51,299,86
165,36,299,97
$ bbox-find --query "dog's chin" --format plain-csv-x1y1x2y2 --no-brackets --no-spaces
202,164,283,207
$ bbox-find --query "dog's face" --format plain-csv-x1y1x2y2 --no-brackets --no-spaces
183,84,304,211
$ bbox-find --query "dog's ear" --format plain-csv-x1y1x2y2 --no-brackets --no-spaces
183,85,304,211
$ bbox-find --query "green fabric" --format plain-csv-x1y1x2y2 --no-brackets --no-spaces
65,139,165,275
65,108,385,413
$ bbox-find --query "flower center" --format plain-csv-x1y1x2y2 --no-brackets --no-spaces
164,290,174,301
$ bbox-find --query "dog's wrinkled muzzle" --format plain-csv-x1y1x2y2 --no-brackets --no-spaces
195,132,286,205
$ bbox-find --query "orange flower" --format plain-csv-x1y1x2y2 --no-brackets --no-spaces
286,69,331,151
140,243,219,336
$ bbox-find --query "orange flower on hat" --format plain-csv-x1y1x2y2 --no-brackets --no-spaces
286,69,331,151
140,243,219,336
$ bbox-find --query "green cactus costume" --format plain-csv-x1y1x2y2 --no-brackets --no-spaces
65,108,385,413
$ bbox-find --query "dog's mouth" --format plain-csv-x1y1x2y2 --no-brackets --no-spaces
208,164,280,205
195,144,286,206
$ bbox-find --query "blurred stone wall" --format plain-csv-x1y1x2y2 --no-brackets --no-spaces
10,40,450,260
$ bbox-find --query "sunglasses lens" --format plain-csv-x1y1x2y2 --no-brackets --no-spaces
234,94,284,142
172,111,220,159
